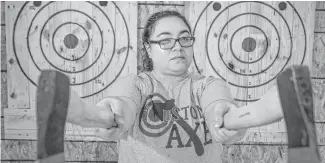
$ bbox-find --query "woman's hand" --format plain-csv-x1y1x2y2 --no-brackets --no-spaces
205,101,247,144
210,126,246,144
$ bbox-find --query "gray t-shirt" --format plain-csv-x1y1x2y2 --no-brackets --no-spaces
106,71,236,163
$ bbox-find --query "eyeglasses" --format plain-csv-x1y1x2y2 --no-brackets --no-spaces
148,36,195,50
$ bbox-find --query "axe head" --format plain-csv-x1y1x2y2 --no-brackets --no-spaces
36,70,70,163
276,65,321,163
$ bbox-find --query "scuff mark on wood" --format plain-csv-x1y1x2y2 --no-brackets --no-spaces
117,46,133,55
29,25,38,36
42,29,50,42
85,20,91,30
228,62,234,69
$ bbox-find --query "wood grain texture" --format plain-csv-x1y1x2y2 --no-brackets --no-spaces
313,79,325,122
246,1,316,142
4,2,138,140
221,145,325,163
313,33,325,78
2,108,103,141
1,1,4,24
315,11,325,33
206,1,249,106
185,1,208,75
316,1,325,10
236,122,325,145
1,24,6,71
6,2,29,109
187,1,317,144
1,140,324,162
1,72,7,109
1,140,118,162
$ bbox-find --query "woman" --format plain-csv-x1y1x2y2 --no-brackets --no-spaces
67,11,247,163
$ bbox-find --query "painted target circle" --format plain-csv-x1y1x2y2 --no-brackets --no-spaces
52,22,90,61
192,1,306,101
36,8,109,74
13,1,130,98
216,12,282,77
230,25,269,64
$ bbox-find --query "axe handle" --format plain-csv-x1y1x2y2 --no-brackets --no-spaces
223,86,284,130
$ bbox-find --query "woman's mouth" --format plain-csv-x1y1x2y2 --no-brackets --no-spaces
171,56,186,60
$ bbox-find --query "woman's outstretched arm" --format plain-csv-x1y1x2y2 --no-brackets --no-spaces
223,86,284,130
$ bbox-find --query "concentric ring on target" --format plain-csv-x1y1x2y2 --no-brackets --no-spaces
13,1,130,98
230,25,268,64
215,12,281,77
192,1,306,89
52,22,90,61
38,9,108,74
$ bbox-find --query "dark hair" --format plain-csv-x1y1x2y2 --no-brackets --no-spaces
141,10,192,72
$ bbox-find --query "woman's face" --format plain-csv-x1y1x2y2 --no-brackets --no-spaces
147,16,194,76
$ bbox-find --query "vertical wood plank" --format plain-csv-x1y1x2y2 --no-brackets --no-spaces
224,2,249,107
246,1,294,141
292,1,316,67
1,72,7,109
1,1,5,71
204,1,248,107
1,1,4,24
6,2,29,108
315,11,325,33
186,1,207,74
245,1,316,143
115,1,137,77
1,24,6,71
82,1,116,106
28,1,51,117
313,79,325,122
313,33,325,78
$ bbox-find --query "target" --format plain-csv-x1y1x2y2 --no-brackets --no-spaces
192,1,307,102
12,1,130,98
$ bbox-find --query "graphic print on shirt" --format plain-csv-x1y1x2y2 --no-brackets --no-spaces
138,93,212,156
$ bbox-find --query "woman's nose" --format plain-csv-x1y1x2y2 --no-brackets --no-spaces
172,41,182,51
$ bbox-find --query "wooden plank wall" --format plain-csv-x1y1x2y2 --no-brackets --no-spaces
2,1,138,142
1,1,137,162
1,1,325,163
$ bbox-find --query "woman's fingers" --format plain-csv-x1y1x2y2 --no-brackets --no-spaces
94,127,126,141
211,126,246,143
